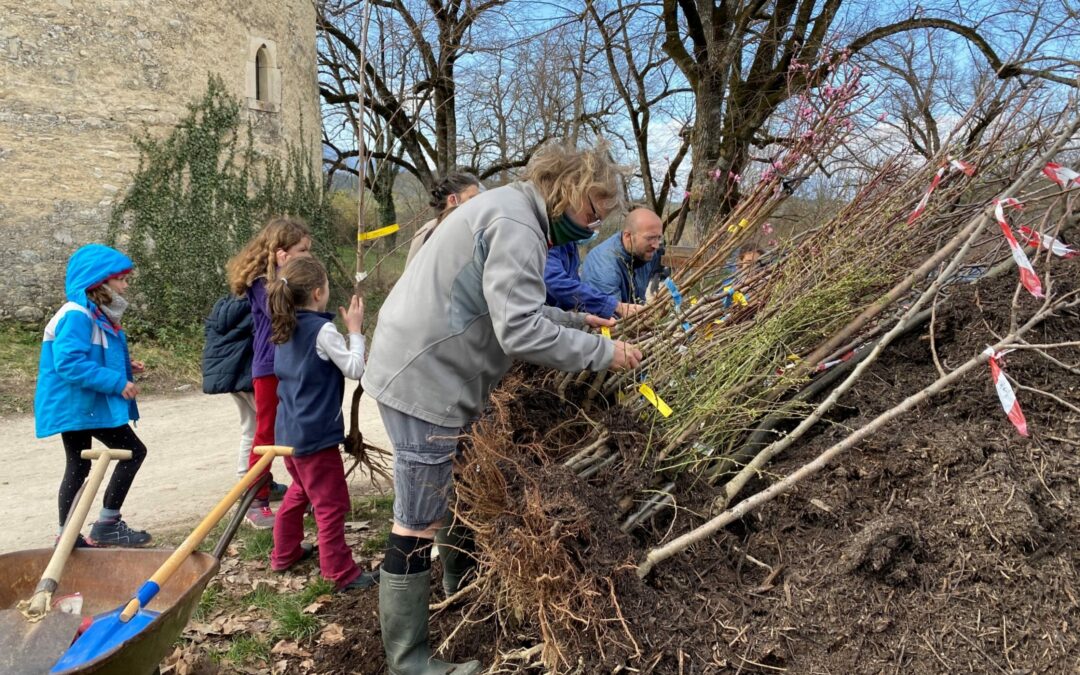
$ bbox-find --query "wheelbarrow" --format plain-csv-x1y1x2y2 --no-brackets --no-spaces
0,446,290,675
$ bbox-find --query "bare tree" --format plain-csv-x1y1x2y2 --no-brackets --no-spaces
657,0,1078,236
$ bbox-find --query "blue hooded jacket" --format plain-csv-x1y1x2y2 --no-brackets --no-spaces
544,242,619,318
34,244,138,438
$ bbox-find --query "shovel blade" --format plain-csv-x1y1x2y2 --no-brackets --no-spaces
0,609,83,675
50,607,158,673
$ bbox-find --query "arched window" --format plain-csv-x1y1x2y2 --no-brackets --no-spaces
255,45,269,102
247,38,281,112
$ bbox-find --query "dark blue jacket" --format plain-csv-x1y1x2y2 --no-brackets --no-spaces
274,311,344,457
581,233,662,304
544,242,618,318
201,294,254,395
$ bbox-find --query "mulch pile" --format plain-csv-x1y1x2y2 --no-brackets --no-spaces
312,270,1080,673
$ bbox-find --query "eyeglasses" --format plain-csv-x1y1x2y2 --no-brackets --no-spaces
585,195,604,230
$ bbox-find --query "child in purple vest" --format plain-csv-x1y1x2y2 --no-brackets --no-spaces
266,256,377,592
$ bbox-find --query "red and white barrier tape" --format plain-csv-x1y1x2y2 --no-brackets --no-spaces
814,349,855,373
983,347,1029,437
993,198,1044,298
908,158,975,225
1019,226,1077,259
1043,162,1080,188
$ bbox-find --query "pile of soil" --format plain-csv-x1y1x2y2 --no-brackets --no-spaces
312,270,1080,673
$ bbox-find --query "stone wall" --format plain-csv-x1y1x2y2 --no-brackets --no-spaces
0,0,320,321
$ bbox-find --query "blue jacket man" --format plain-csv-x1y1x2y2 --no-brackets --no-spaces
544,241,619,318
582,208,664,305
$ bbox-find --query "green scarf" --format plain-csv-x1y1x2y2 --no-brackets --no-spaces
549,212,595,247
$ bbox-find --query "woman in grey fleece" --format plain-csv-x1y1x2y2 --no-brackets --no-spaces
362,142,643,674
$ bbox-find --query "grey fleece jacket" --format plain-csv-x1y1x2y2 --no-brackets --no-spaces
363,181,615,427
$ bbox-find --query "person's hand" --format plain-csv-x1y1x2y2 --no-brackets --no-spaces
339,294,365,334
615,302,644,318
121,381,139,400
584,314,616,329
609,340,643,371
130,360,145,374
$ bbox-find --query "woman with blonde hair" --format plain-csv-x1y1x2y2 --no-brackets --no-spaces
362,142,644,674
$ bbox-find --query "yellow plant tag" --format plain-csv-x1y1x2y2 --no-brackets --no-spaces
357,224,400,241
738,218,749,230
638,383,673,417
733,291,748,306
600,326,611,339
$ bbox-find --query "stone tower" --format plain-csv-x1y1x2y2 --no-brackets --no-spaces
0,0,320,321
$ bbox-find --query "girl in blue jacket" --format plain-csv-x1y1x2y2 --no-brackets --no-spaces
35,244,151,548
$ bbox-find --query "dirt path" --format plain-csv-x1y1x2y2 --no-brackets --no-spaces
0,382,390,553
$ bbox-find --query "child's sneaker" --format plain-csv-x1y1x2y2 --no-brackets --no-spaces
87,520,152,548
271,542,317,573
54,534,95,549
245,505,275,530
269,481,289,502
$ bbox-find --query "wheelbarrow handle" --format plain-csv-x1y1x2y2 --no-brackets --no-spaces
211,472,271,561
119,445,293,622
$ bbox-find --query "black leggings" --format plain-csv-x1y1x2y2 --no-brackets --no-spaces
58,425,147,527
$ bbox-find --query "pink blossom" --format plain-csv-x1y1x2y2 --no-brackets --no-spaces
762,168,776,182
683,191,691,201
709,168,723,182
729,171,741,183
762,223,774,235
768,238,778,247
877,112,887,122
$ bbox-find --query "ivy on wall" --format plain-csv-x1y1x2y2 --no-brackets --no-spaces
108,75,336,334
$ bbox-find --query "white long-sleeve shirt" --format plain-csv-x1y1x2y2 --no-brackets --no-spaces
314,324,365,379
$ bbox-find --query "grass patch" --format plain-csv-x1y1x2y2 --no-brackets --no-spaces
242,577,335,641
353,494,395,555
128,324,203,396
240,528,275,561
297,576,336,604
224,635,270,664
0,322,42,415
193,582,222,622
275,604,320,641
244,583,281,610
0,320,204,416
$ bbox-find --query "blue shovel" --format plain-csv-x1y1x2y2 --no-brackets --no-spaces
51,445,293,672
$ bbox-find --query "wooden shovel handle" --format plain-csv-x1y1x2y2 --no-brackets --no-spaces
40,449,133,587
119,445,294,622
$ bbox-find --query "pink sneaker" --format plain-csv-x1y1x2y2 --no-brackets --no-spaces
245,505,275,530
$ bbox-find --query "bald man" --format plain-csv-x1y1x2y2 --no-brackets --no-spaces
582,208,664,307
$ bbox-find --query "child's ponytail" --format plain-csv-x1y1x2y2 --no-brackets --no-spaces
268,257,329,344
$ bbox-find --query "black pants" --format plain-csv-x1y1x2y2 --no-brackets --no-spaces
58,425,147,527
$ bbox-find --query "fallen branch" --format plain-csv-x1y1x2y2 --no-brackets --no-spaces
637,289,1080,578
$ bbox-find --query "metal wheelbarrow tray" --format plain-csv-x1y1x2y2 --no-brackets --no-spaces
0,477,262,675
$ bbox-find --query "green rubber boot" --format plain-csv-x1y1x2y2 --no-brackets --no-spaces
435,525,476,596
379,569,482,675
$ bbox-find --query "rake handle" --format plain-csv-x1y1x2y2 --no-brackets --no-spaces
119,445,293,622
